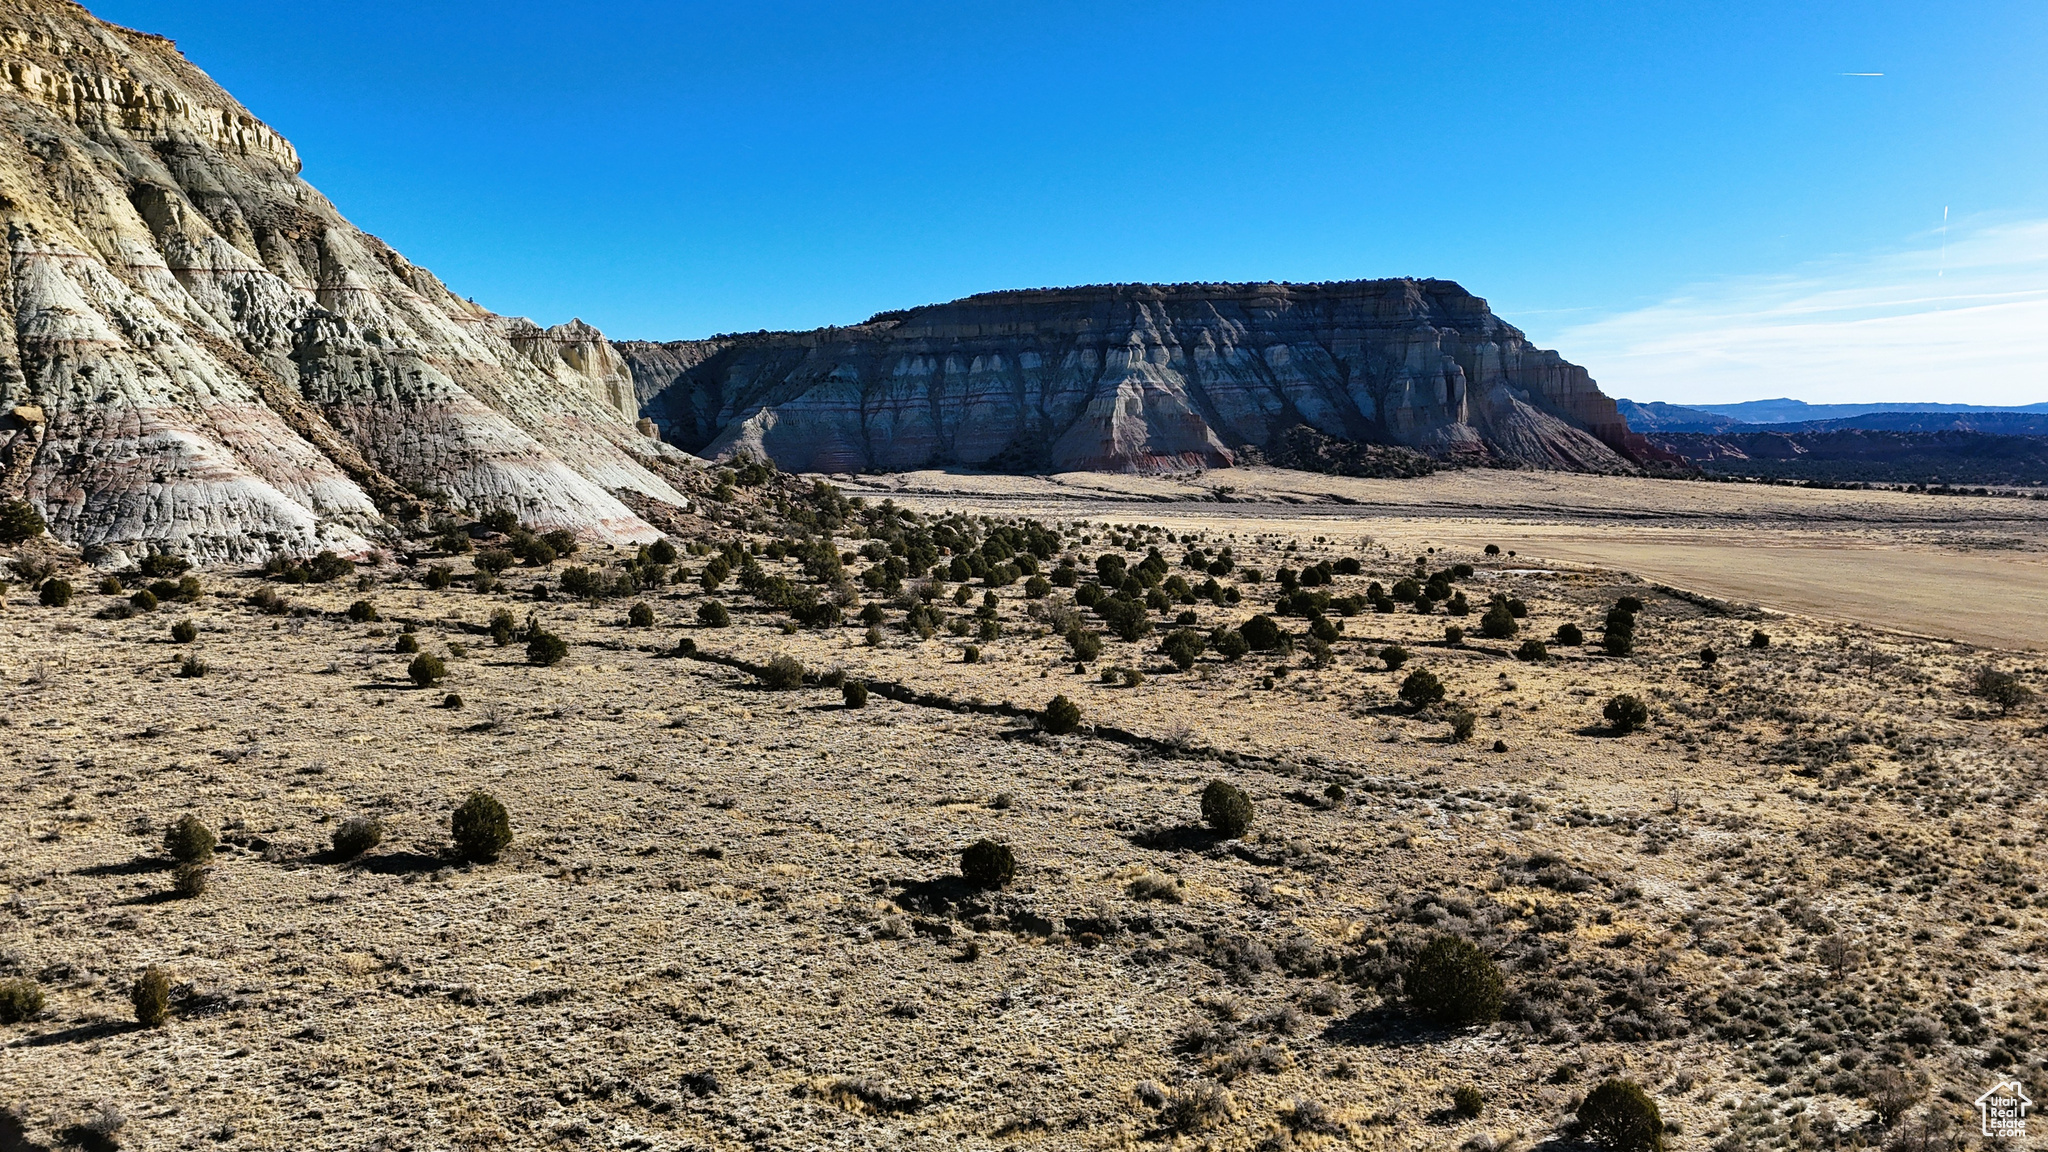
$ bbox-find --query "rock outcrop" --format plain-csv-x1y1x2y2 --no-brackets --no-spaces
618,281,1657,475
0,0,686,563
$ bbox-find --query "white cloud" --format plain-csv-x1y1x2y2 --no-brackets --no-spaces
1549,218,2048,407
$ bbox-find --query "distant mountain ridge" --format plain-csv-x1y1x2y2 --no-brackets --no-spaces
1618,398,2048,437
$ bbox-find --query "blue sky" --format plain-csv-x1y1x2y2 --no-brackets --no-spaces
97,1,2048,404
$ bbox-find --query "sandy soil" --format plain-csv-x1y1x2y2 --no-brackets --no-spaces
2,472,2044,1151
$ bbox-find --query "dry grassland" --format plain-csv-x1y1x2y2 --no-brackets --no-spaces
2,468,2045,1152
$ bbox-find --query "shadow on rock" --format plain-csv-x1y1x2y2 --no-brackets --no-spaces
73,855,170,878
17,1019,138,1049
1318,1004,1480,1049
892,875,979,916
353,851,445,875
1128,824,1221,852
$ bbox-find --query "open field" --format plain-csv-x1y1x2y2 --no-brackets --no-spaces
837,469,2048,652
2,468,2046,1151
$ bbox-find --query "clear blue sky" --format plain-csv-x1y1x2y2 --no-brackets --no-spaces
96,1,2048,403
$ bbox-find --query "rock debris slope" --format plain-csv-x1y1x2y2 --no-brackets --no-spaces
0,0,686,563
618,281,1657,475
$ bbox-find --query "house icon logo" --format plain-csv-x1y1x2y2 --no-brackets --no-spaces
1977,1079,2032,1138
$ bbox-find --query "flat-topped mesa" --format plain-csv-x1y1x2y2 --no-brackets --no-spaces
618,279,1654,476
0,0,687,564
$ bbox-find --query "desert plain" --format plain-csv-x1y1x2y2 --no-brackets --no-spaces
2,466,2045,1152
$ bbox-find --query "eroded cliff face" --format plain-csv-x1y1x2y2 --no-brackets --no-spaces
618,281,1654,476
0,0,684,563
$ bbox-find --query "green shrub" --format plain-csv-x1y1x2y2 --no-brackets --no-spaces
487,608,516,645
1577,1079,1664,1152
1302,636,1333,669
0,499,46,545
1615,595,1643,614
474,549,515,575
960,838,1016,889
1515,639,1548,662
1451,1086,1484,1117
408,653,447,687
1399,668,1444,710
1444,625,1464,646
1448,708,1477,742
0,977,44,1023
177,653,207,678
842,680,868,708
1024,574,1051,598
1067,628,1103,662
697,600,731,627
39,578,72,607
1201,780,1254,839
333,815,384,859
858,601,887,625
395,633,420,654
1479,597,1517,639
423,564,454,590
452,791,513,862
962,644,981,664
1748,629,1770,649
347,599,380,623
649,540,678,565
132,966,171,1027
1698,646,1718,667
128,588,158,612
173,576,203,603
170,619,198,643
627,601,655,627
1380,644,1410,671
1161,628,1206,670
526,628,567,666
1041,694,1082,735
163,814,215,864
760,653,806,689
139,552,189,578
1555,622,1584,646
99,575,124,595
1603,607,1636,656
442,692,464,709
1210,627,1249,661
1121,666,1144,688
1973,667,2035,715
1604,693,1649,734
1404,935,1504,1025
1240,614,1285,651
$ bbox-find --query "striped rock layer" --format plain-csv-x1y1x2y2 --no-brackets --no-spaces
0,0,685,564
618,281,1657,476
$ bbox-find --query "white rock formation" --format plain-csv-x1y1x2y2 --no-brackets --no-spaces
0,1,685,563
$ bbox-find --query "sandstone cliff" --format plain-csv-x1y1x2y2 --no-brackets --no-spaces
0,0,686,563
618,281,1655,476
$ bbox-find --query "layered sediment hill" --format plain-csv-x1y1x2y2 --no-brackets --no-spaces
618,281,1656,475
0,0,686,563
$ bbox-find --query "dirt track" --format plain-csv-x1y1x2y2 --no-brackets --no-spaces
836,468,2048,650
